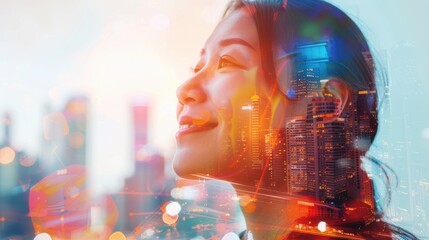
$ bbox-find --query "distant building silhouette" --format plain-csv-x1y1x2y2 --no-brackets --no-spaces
62,96,88,166
114,97,167,234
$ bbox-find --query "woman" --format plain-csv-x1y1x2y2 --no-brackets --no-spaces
174,0,417,239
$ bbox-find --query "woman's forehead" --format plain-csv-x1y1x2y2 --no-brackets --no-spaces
202,7,259,55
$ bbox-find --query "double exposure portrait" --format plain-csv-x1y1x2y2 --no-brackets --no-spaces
0,0,427,239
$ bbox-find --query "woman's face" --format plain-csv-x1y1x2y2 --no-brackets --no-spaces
173,7,299,180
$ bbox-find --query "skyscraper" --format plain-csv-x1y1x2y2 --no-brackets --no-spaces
250,94,262,173
289,42,329,99
133,98,149,155
264,128,287,191
62,96,88,166
286,118,307,193
306,97,347,204
114,97,166,233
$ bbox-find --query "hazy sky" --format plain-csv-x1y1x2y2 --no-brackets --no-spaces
0,0,428,195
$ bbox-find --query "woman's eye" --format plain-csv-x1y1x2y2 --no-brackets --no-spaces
217,56,244,70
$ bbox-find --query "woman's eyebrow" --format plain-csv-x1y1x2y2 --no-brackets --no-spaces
219,38,256,50
199,38,256,57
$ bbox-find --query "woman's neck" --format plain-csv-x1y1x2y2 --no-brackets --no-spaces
234,186,305,239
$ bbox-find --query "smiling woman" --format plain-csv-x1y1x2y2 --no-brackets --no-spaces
174,0,417,239
174,7,262,180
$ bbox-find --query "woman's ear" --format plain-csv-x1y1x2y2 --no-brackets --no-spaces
322,77,350,119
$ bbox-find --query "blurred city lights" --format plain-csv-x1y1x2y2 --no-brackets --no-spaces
33,233,52,240
182,186,198,200
56,168,68,175
170,187,182,199
317,221,327,232
221,232,240,240
166,201,181,216
0,146,16,165
141,228,155,239
170,186,198,200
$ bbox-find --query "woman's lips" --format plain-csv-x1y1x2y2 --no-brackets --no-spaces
176,123,218,138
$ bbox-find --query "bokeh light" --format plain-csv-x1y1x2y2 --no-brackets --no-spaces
166,201,181,216
170,186,199,200
221,232,240,240
141,228,155,239
0,146,16,165
317,221,327,232
108,231,126,240
19,155,37,167
33,233,52,240
162,212,179,225
29,165,118,239
170,187,182,199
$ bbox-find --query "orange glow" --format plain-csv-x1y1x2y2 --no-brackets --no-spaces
29,165,118,239
243,202,256,213
65,99,87,115
0,146,16,165
162,212,178,225
108,231,126,240
238,195,252,207
0,216,5,222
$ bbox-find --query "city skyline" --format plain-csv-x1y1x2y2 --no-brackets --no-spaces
1,0,428,238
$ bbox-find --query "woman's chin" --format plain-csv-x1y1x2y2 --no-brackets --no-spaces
173,148,211,179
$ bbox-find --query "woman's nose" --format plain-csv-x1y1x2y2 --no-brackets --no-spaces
176,76,207,105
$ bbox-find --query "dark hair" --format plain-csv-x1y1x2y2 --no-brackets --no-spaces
224,0,418,239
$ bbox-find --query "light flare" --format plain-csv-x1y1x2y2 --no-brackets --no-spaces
0,146,15,165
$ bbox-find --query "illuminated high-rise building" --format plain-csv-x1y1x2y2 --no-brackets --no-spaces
236,94,270,186
264,128,287,191
286,118,307,193
250,94,262,172
355,90,377,209
237,104,252,178
306,98,347,204
289,42,329,99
